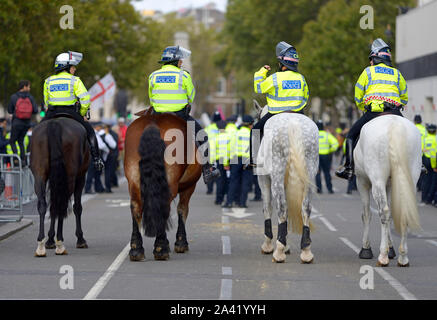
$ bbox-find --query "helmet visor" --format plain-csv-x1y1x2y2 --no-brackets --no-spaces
371,38,389,54
178,46,191,60
69,51,83,65
276,41,293,57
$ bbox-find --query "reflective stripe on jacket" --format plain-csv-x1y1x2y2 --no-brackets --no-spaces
354,63,408,112
216,131,231,166
236,126,251,158
254,67,309,114
43,71,90,116
423,133,437,168
148,65,195,112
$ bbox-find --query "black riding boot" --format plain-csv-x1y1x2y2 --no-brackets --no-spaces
335,138,354,180
89,135,104,171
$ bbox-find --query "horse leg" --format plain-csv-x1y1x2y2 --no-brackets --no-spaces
129,195,145,261
174,184,196,253
300,188,314,264
271,166,287,263
35,178,48,257
357,177,373,259
46,214,56,249
74,174,88,248
373,183,390,267
386,185,396,259
397,230,409,267
258,175,274,254
55,216,67,255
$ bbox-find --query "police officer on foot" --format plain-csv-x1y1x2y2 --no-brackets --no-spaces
43,51,104,171
336,38,408,180
148,45,220,184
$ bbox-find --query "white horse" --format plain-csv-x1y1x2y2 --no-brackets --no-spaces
355,115,422,267
253,102,319,263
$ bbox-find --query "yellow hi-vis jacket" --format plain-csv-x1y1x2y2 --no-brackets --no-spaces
415,123,427,151
216,130,231,166
423,133,437,168
148,64,195,113
205,123,219,163
254,66,309,114
318,130,339,155
225,122,238,159
6,132,30,155
354,63,408,113
236,126,251,159
43,71,91,117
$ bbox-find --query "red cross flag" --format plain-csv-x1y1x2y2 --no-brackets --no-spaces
89,73,116,109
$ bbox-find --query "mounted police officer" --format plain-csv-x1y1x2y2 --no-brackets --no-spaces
148,45,220,184
336,39,408,180
43,51,104,171
250,41,309,166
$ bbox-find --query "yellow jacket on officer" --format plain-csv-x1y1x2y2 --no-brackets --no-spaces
254,67,309,113
148,64,195,113
43,71,90,117
423,133,437,169
318,130,339,155
354,63,408,112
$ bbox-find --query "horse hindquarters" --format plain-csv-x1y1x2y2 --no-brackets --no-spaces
138,126,171,260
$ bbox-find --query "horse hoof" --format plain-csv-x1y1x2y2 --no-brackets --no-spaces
272,257,285,263
388,247,396,259
376,261,389,267
261,249,273,255
45,242,56,249
300,258,314,264
34,252,46,258
153,246,170,261
174,245,189,253
284,245,291,254
359,248,373,259
55,249,68,255
397,262,410,267
76,242,88,249
154,253,170,261
129,248,145,261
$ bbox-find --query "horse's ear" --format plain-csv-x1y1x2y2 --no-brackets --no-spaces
253,99,262,112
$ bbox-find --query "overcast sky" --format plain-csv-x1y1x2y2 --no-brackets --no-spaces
131,0,228,12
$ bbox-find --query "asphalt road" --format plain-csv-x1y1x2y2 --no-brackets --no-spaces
1,172,437,301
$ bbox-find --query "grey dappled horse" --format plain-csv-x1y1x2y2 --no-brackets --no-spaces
253,101,319,263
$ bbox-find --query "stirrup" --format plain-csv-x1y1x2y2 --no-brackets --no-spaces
93,158,104,171
203,166,220,184
335,166,354,180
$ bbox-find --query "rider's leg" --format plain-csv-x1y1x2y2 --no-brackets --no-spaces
249,112,275,166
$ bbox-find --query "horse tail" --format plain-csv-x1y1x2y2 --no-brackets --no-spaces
47,121,69,219
389,121,421,234
138,126,171,237
285,123,312,234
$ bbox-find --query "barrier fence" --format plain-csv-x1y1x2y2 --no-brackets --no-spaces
0,153,36,223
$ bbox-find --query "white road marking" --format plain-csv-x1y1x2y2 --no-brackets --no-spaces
339,237,417,300
220,279,232,300
221,216,230,231
83,242,130,300
312,207,319,214
318,216,337,232
222,266,232,275
222,236,231,255
336,213,347,222
426,240,437,248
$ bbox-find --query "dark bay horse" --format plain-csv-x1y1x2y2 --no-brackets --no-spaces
31,117,90,257
125,110,201,261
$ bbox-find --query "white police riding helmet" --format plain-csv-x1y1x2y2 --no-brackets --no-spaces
54,51,83,71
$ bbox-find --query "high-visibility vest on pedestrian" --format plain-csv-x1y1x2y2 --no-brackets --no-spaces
354,63,408,113
43,71,91,117
423,133,437,168
205,123,219,163
216,131,231,166
225,122,238,158
254,67,309,114
318,130,339,155
148,64,195,113
6,133,30,156
415,123,427,151
236,126,251,159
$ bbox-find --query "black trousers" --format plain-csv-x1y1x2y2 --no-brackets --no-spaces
44,106,99,157
10,120,30,162
316,154,333,192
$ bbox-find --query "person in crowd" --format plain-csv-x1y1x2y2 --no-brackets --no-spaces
215,120,231,206
315,120,339,194
7,80,38,166
98,122,118,193
205,111,221,194
85,122,107,194
421,123,437,205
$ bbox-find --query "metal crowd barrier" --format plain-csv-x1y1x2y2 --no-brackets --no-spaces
0,153,36,223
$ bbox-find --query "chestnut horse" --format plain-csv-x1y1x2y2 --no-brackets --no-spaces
124,109,202,261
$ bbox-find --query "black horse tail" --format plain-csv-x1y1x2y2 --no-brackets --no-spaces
47,121,69,220
139,126,171,237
